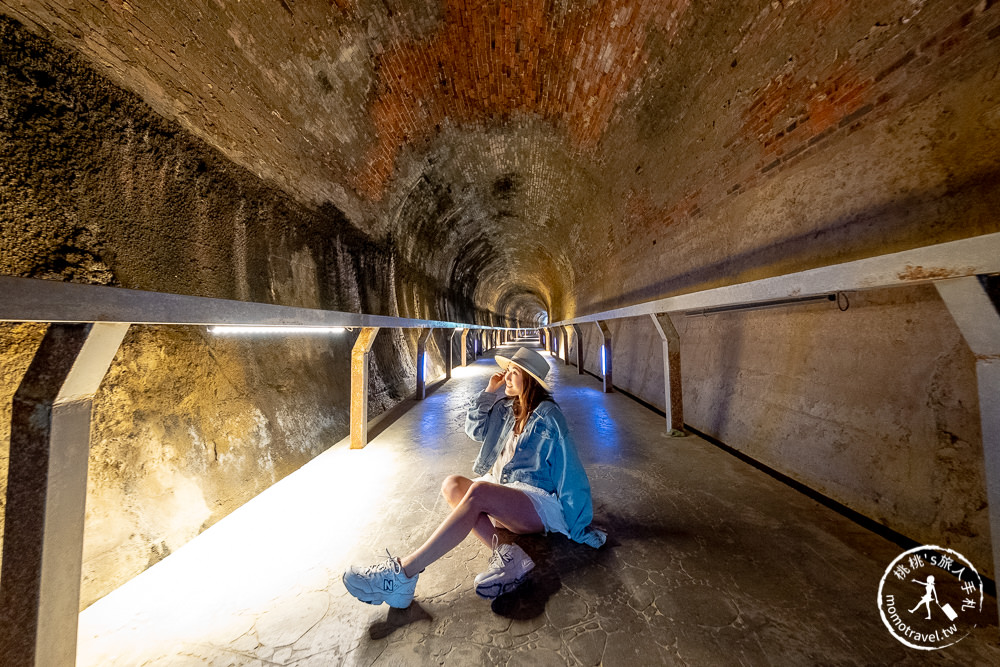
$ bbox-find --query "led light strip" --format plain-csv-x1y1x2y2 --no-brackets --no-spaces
207,326,347,335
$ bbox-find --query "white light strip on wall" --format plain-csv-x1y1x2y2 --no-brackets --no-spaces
207,326,347,335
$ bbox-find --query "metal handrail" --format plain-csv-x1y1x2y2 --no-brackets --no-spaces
549,232,1000,326
0,276,515,330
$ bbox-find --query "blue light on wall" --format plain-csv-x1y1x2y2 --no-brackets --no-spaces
600,345,607,376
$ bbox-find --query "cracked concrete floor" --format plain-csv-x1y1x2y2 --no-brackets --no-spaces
76,343,1000,665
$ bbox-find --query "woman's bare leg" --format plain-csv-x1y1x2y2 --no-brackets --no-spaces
440,475,504,546
399,480,543,577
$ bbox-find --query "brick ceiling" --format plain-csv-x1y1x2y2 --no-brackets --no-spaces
3,0,998,324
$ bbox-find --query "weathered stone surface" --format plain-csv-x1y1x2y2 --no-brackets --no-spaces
254,592,329,647
573,283,992,578
3,1,997,322
0,13,490,608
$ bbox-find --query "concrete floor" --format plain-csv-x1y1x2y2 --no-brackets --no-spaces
77,343,1000,666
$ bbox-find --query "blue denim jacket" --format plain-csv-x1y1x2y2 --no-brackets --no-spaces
465,391,606,548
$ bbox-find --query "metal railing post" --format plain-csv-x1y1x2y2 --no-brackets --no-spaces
447,329,459,379
595,320,613,393
936,276,1000,630
350,327,380,449
415,328,433,400
651,313,685,436
0,322,129,667
571,324,584,374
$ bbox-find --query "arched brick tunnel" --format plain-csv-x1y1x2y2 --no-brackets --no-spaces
2,1,1000,663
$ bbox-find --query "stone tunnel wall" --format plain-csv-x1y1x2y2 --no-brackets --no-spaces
571,282,992,578
0,16,469,608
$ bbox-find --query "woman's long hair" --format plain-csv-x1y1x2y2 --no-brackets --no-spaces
512,370,552,435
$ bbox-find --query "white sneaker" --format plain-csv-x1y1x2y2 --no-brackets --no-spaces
475,536,534,599
343,550,418,608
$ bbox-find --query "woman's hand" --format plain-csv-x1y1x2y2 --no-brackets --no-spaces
486,369,507,393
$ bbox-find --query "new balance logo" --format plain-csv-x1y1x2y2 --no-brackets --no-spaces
383,579,394,591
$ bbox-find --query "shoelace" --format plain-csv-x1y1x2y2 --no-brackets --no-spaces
364,549,402,576
487,535,512,569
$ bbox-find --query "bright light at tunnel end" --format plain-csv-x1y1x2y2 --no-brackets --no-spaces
208,325,347,335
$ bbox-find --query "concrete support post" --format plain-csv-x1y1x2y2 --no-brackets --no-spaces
595,320,613,393
571,324,585,374
461,328,470,366
0,322,129,667
350,327,380,449
651,313,686,436
936,276,1000,624
415,328,433,400
560,327,569,365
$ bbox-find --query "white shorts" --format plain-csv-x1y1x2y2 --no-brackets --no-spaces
474,473,570,537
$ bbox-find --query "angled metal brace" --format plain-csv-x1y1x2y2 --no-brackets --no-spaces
350,327,380,449
461,328,470,367
936,276,1000,627
571,324,585,374
415,328,434,400
0,322,129,667
651,313,685,436
447,328,460,379
595,320,613,393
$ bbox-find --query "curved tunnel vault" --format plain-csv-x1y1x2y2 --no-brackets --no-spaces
3,0,1000,623
380,118,598,325
5,0,997,325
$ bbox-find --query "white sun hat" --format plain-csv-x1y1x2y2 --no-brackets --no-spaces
494,346,551,391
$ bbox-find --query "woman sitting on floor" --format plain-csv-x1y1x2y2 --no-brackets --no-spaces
343,345,606,607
